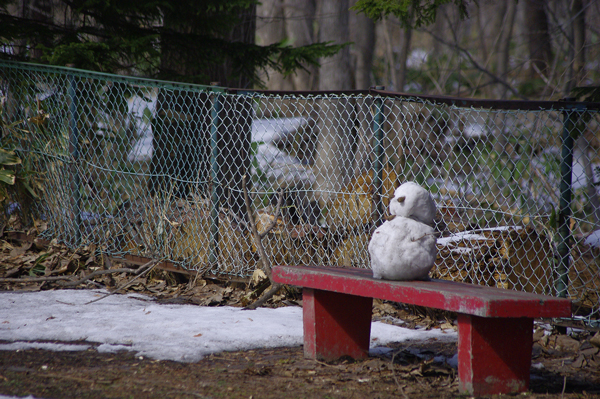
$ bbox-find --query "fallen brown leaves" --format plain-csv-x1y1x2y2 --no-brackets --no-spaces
1,229,600,398
0,229,296,309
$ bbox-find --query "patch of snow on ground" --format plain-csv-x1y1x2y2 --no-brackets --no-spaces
584,230,600,249
126,89,158,162
437,226,522,247
437,232,488,246
0,289,457,363
251,117,308,143
0,342,90,352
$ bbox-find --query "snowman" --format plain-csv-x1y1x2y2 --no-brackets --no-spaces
368,182,437,281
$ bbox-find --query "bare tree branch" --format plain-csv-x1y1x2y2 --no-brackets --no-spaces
244,283,282,310
241,174,284,310
422,28,528,100
242,174,283,280
84,259,160,305
62,262,155,288
0,261,157,289
0,275,73,283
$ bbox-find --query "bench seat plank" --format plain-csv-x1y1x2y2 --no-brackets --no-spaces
273,264,572,318
272,264,572,397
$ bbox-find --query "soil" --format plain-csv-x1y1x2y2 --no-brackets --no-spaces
1,235,600,398
1,321,600,399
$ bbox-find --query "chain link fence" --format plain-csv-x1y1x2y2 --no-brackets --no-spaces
1,61,599,323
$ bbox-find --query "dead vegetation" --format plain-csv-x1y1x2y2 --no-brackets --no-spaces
1,224,600,398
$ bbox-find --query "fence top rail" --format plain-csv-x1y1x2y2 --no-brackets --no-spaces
233,87,600,112
2,60,600,112
0,59,227,93
370,89,600,111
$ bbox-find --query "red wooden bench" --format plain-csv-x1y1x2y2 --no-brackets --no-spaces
272,264,572,396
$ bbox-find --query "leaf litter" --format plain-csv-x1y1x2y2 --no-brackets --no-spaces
0,227,599,398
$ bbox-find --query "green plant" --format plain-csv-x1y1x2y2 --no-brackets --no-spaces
0,97,46,220
0,147,21,190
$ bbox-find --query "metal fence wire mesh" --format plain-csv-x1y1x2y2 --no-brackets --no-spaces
1,61,600,323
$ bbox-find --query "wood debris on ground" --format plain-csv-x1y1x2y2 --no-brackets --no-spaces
1,227,600,397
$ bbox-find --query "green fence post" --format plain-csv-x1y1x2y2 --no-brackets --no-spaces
68,73,82,246
372,87,385,227
208,91,222,265
556,103,581,298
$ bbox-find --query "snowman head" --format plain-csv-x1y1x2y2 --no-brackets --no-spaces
389,182,437,226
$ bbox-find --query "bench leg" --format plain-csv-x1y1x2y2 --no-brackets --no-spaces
302,288,373,361
457,314,533,396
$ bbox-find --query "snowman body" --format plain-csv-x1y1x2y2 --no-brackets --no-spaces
368,182,438,281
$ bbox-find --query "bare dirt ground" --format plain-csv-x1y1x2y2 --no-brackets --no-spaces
0,331,599,399
1,233,600,398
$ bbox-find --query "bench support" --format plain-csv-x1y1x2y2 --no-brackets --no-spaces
457,314,533,396
303,288,373,361
303,288,534,396
275,265,571,397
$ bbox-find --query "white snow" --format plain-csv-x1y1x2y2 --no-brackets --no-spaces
533,147,600,192
406,49,428,69
584,229,600,249
251,117,308,143
126,89,158,162
123,91,314,190
250,117,315,189
0,342,91,352
369,217,437,280
127,134,154,162
436,226,522,247
446,247,473,254
0,289,457,364
370,182,438,281
124,87,310,167
437,231,488,246
389,182,437,227
251,142,315,189
462,123,487,138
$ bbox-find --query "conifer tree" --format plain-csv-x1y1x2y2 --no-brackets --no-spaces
352,0,470,28
0,0,344,86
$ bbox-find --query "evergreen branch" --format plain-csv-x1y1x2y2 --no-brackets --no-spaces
352,0,469,28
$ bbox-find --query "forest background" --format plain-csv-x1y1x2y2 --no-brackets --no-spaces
1,0,598,100
256,0,598,100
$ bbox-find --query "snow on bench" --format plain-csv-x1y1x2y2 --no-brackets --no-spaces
272,264,572,396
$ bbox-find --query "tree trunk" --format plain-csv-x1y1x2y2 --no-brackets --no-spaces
314,0,353,202
317,0,351,90
475,4,488,63
150,4,254,219
148,90,212,199
491,0,517,200
349,0,375,89
396,25,412,92
570,0,586,89
284,0,317,90
472,0,507,98
12,0,54,59
349,0,375,177
494,0,517,99
382,18,397,90
431,5,446,56
525,0,552,78
257,0,294,90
